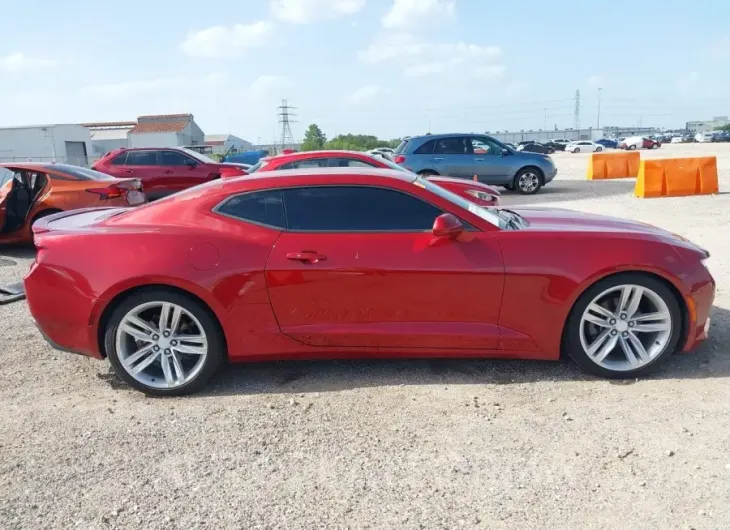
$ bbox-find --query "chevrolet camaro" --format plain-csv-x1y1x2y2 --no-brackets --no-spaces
24,168,715,395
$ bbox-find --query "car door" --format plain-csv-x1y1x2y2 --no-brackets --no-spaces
432,136,475,179
159,150,203,194
265,185,504,350
469,136,510,183
0,168,15,234
124,150,166,199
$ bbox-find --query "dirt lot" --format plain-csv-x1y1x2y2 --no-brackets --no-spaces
1,143,729,529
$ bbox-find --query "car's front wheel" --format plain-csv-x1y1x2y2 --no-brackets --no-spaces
104,289,225,396
513,168,543,195
628,144,637,150
564,273,682,379
573,148,580,153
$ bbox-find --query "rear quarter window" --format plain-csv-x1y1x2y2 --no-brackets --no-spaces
394,140,409,154
414,139,436,154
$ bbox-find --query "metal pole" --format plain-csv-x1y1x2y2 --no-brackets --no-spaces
597,88,602,130
544,108,547,132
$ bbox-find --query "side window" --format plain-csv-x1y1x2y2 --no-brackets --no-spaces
414,139,436,154
283,186,443,232
216,190,286,228
332,158,376,168
126,151,158,166
279,159,329,169
434,137,472,155
471,136,503,155
160,151,191,166
110,152,128,165
0,168,15,187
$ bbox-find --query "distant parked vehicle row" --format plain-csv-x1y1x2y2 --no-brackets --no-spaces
619,136,660,150
565,141,604,153
516,142,555,154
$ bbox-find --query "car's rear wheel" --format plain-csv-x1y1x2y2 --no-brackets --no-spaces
573,148,580,153
628,144,637,150
596,146,603,152
564,273,682,379
513,168,543,195
104,289,225,396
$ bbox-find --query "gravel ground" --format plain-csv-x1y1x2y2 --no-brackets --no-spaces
1,143,729,529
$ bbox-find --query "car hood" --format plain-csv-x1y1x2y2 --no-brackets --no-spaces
512,206,689,239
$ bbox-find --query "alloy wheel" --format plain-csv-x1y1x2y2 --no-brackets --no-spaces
115,301,209,389
518,172,539,193
579,284,672,372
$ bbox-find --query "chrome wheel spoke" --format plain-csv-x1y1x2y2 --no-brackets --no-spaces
171,352,186,383
589,332,618,363
585,303,614,327
122,344,155,369
159,303,171,334
174,341,207,355
120,315,156,342
627,332,650,363
130,350,160,376
168,306,183,335
160,353,175,386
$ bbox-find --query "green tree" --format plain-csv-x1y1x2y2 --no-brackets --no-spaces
301,124,327,151
715,124,730,132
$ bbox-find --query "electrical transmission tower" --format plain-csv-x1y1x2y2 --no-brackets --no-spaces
574,90,581,133
277,99,297,152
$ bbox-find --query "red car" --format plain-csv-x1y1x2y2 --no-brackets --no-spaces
248,150,501,207
25,168,714,396
92,147,248,200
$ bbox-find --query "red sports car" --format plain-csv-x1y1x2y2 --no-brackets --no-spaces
25,168,714,396
248,150,501,207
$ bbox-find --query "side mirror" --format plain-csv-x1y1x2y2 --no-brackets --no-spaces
432,213,463,238
501,148,509,156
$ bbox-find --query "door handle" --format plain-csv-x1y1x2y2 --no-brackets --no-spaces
286,251,327,263
124,169,134,174
164,170,173,174
433,157,444,161
475,158,484,161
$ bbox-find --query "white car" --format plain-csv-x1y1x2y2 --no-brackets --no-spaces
566,140,604,153
619,136,645,150
695,132,714,143
671,136,684,144
369,147,395,158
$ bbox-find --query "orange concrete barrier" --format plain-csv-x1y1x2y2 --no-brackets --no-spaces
634,157,719,198
586,151,640,180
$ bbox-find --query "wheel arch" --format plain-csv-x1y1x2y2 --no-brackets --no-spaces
515,165,545,184
94,283,229,359
559,269,689,358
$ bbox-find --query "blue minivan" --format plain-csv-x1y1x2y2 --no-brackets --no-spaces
393,133,557,194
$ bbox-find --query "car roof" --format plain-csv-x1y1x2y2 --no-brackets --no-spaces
266,149,374,160
405,132,493,142
237,166,418,184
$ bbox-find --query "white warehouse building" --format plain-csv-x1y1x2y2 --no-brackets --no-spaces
0,124,93,166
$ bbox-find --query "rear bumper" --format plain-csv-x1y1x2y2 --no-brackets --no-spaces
24,262,103,359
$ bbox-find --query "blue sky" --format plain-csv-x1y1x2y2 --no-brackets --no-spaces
1,0,729,142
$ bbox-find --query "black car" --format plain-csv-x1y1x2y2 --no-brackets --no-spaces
542,141,565,151
517,142,555,154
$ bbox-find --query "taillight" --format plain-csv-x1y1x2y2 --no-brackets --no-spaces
87,186,123,199
393,155,406,164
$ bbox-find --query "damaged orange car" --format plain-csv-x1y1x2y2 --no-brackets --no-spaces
0,163,146,244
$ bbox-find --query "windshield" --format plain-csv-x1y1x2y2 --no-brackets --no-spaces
416,176,506,229
179,147,217,164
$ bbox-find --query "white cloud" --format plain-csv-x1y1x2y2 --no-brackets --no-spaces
710,36,730,59
348,85,388,103
0,52,56,71
180,21,273,58
587,74,603,89
270,0,366,23
360,33,503,79
249,75,290,99
382,0,455,29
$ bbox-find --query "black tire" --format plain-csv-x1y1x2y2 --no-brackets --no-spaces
418,170,439,176
31,209,62,226
513,167,543,195
596,146,603,152
628,144,637,150
104,288,226,396
547,148,555,154
573,148,580,153
563,273,682,379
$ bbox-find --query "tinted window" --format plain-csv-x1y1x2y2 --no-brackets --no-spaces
160,151,191,166
413,139,436,154
471,136,504,155
394,140,409,154
279,159,329,169
283,186,442,232
110,152,127,165
0,168,15,187
332,158,376,168
217,190,285,228
126,151,158,165
434,137,471,155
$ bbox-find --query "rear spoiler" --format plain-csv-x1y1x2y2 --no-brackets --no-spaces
32,207,124,235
